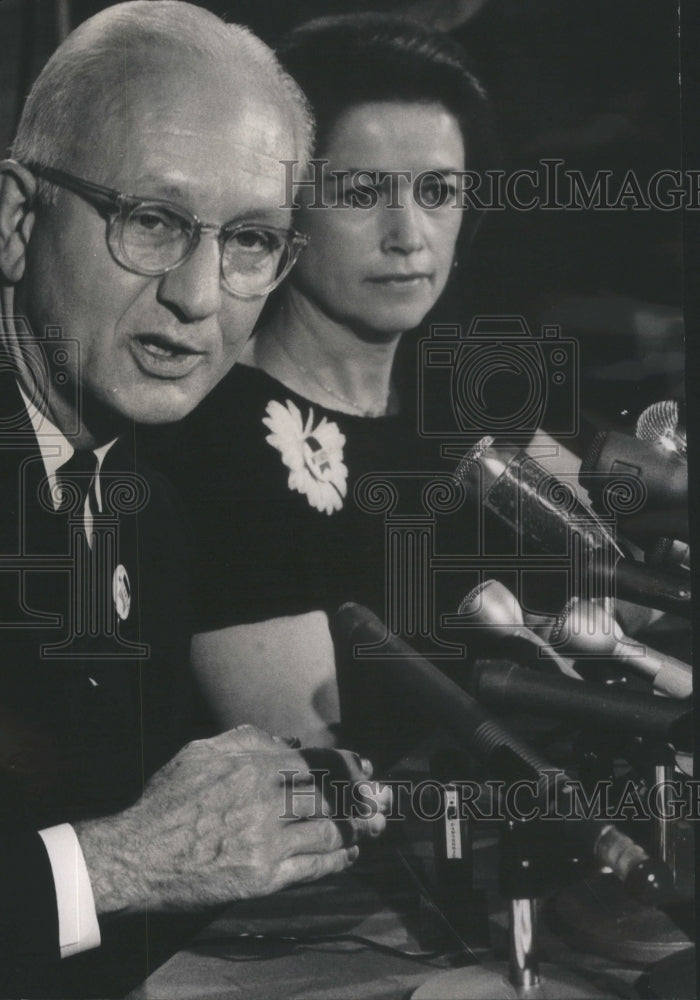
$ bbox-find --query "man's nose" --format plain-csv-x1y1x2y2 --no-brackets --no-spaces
380,200,425,255
157,234,222,320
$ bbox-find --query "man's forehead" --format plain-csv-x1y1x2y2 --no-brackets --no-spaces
74,61,297,193
136,102,292,161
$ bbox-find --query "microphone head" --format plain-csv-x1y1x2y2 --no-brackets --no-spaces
458,439,622,562
645,536,691,573
549,597,619,657
578,430,607,480
453,435,495,486
457,579,525,628
548,596,578,646
636,400,686,456
332,601,382,649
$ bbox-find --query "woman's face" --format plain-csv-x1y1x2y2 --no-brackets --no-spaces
291,101,466,338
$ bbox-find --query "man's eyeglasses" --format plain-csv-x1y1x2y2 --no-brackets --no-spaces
26,162,309,299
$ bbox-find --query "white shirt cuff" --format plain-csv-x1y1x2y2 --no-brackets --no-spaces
38,824,101,958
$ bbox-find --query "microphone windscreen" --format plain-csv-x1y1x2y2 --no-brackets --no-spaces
457,579,524,628
578,430,606,479
457,579,490,616
636,399,686,455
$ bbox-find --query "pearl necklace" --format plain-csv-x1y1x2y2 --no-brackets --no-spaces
273,334,389,418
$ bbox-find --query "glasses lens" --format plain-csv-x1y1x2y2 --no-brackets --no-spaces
115,202,194,274
221,227,297,297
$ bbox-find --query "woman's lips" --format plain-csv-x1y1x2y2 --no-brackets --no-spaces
366,273,431,289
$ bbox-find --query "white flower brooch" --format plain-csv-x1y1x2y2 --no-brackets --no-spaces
263,399,348,515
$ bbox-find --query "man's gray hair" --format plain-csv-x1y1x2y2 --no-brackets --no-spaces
11,0,313,204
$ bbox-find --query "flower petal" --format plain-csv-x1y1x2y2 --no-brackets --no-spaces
263,399,348,514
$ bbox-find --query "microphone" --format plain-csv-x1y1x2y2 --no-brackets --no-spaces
609,559,691,617
455,436,622,560
457,579,581,679
468,660,692,750
644,536,691,574
549,598,692,700
455,437,691,618
579,430,687,530
636,399,687,457
635,401,690,572
332,602,675,905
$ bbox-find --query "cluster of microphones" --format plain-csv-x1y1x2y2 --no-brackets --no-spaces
452,398,691,693
332,399,691,911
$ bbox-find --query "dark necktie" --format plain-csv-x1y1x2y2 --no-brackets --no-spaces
55,449,99,542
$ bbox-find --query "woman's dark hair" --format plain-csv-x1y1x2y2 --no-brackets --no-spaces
277,13,493,170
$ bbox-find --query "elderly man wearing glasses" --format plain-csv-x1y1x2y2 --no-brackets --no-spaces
0,3,387,997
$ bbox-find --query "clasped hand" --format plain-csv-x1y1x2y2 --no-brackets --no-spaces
75,725,390,914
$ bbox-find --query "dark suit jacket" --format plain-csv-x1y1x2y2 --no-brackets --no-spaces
0,374,193,997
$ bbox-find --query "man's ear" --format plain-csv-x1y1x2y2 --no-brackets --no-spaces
0,160,38,284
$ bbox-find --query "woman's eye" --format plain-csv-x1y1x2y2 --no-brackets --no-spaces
417,177,455,207
340,172,382,206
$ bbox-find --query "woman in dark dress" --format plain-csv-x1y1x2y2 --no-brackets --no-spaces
160,15,491,744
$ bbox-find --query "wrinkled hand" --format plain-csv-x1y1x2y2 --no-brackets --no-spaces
74,725,390,915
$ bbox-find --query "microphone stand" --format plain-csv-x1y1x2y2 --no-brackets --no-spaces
333,605,678,996
652,759,677,878
412,818,619,999
547,733,693,967
618,736,687,889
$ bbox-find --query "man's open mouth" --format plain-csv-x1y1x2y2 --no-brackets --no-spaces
136,334,202,358
131,334,206,378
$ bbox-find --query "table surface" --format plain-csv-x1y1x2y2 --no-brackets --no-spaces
127,815,694,1000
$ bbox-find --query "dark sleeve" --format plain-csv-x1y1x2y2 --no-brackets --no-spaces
0,829,61,998
151,400,334,631
191,497,332,630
